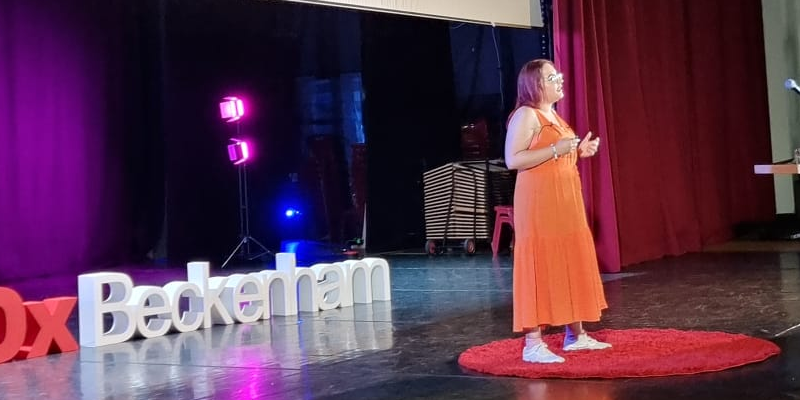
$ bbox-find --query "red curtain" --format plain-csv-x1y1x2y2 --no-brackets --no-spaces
554,0,775,270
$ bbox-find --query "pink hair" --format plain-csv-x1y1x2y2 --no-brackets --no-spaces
506,59,553,128
515,59,553,109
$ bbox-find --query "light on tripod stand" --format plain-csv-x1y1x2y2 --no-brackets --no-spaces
218,96,271,268
219,96,245,123
227,139,250,165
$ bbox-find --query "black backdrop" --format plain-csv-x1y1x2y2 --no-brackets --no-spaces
162,3,462,259
361,13,460,252
160,0,305,263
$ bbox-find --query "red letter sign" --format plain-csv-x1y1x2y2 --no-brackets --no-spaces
0,287,77,363
18,297,79,359
0,287,26,363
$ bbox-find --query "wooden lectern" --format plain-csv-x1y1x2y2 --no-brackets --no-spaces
752,161,800,241
754,163,800,174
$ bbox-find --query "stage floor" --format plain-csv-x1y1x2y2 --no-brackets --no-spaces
0,247,798,399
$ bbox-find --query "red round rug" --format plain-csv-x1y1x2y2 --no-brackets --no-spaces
458,329,781,379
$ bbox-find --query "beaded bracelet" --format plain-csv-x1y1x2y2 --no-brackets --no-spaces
550,143,559,160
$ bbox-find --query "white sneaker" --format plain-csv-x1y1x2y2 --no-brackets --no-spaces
562,333,612,351
522,343,565,363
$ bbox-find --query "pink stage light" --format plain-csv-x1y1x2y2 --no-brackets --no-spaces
219,96,245,122
227,139,250,165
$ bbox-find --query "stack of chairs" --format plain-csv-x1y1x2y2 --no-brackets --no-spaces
422,159,515,254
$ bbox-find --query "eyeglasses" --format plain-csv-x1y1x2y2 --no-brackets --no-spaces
545,73,564,84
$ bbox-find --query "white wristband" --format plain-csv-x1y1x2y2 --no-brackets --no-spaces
550,143,559,160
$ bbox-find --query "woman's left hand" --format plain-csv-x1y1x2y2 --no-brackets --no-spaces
578,131,600,158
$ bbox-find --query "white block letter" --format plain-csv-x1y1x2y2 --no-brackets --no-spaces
363,257,392,301
78,272,136,347
257,270,297,317
163,281,204,333
310,263,346,311
294,268,319,312
128,286,172,338
223,274,264,323
187,262,233,327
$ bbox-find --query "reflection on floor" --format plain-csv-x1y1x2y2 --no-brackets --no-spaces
0,246,799,399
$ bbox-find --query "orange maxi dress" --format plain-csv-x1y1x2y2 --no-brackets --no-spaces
512,108,608,332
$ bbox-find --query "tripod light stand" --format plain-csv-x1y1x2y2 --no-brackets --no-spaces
219,97,271,268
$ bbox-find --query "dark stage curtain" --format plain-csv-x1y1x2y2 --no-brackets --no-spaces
159,0,303,264
0,1,164,282
554,0,775,270
361,13,461,252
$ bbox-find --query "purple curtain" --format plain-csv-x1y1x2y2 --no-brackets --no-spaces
0,1,144,282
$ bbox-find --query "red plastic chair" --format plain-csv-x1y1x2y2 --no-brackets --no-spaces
491,205,514,256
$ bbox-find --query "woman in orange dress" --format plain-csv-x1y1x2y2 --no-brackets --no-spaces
504,59,610,363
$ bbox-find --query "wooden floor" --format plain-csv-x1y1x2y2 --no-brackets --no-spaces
0,243,798,399
704,240,800,252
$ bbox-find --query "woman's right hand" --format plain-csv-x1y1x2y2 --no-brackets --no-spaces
554,137,580,156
